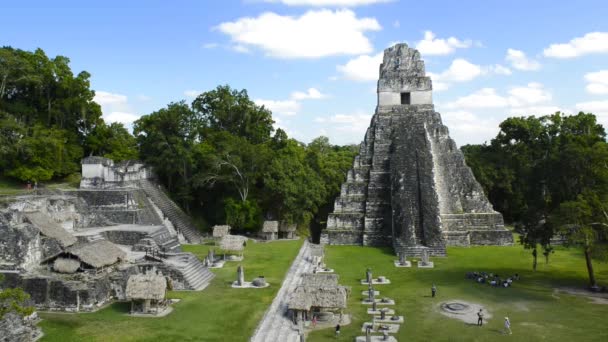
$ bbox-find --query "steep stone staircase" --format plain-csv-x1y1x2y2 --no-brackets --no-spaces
149,227,181,253
138,179,202,243
165,253,215,290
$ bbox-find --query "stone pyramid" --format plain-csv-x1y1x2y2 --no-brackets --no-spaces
322,44,513,256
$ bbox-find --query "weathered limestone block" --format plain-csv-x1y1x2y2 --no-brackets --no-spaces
325,43,513,255
0,215,41,270
0,312,41,342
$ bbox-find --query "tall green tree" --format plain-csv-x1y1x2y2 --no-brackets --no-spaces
191,85,274,144
134,101,199,209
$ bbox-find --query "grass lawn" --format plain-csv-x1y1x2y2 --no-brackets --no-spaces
38,239,303,342
308,243,608,342
0,175,79,196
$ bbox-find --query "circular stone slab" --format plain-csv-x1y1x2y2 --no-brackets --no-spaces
438,300,491,324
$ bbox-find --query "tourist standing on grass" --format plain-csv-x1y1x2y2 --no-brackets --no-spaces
312,315,317,327
431,284,437,297
335,324,340,338
504,317,512,335
477,309,484,326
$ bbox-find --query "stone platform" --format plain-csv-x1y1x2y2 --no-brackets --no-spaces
355,336,398,342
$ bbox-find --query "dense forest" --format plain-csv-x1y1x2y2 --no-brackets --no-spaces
0,47,356,238
462,113,608,287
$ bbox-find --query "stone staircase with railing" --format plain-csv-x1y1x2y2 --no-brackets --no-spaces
163,253,215,290
138,179,202,243
149,227,181,253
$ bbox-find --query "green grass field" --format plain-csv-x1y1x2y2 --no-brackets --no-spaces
38,239,302,342
308,244,608,342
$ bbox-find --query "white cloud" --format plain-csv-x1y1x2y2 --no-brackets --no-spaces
94,91,141,126
264,0,392,6
203,42,219,49
314,112,372,141
291,87,326,100
508,82,552,107
216,9,381,59
508,105,564,116
429,59,484,89
232,44,251,54
446,82,557,110
544,32,608,58
255,99,301,116
429,60,512,91
336,52,383,81
490,64,512,75
184,90,201,98
415,31,472,56
576,100,608,116
505,48,541,71
136,94,151,102
584,70,608,94
104,112,140,125
94,91,127,106
393,20,400,28
441,110,501,145
446,88,509,109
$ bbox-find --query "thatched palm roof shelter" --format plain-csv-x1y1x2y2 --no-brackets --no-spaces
279,222,296,232
219,235,247,252
301,273,339,287
212,225,231,238
288,286,348,311
126,274,167,301
262,221,279,233
261,221,279,241
66,240,126,269
24,211,77,247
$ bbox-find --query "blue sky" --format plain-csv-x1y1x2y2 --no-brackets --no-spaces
4,0,608,145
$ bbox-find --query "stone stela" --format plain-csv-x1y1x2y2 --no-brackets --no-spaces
322,43,513,257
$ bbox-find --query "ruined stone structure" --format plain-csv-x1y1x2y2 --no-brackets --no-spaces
323,44,513,256
0,157,213,312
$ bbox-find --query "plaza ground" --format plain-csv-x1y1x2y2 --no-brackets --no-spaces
36,237,608,341
308,243,608,342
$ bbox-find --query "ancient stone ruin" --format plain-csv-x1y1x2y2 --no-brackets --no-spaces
323,43,513,256
0,157,214,312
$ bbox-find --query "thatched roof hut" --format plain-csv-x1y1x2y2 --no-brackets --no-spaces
212,225,231,238
301,273,339,287
262,221,279,233
24,211,77,247
53,258,80,273
66,240,126,268
288,286,348,311
219,235,247,252
126,274,167,301
279,222,297,232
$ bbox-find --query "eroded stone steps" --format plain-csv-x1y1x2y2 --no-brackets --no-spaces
138,180,202,243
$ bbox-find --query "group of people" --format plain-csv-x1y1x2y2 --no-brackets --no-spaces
466,271,520,288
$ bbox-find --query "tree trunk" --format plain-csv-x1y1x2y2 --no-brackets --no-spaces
532,248,537,271
584,246,597,289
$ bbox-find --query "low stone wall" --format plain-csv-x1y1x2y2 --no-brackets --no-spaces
325,230,363,245
470,230,514,246
443,231,471,247
2,273,115,312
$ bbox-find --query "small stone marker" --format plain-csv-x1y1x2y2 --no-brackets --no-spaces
237,265,244,286
366,268,372,284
